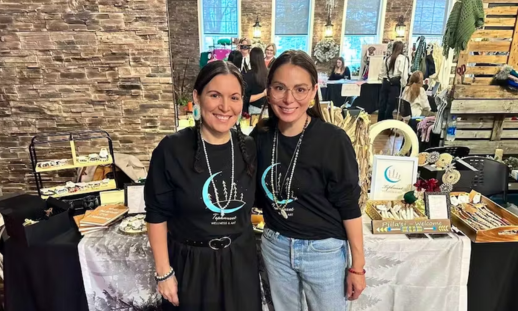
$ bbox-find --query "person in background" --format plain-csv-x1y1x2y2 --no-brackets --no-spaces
239,38,252,72
329,57,351,80
402,71,434,118
264,43,277,69
244,47,268,115
145,61,261,311
378,41,409,122
227,50,243,70
252,50,366,311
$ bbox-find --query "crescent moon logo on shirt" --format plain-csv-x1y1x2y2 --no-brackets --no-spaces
261,163,294,204
202,171,245,214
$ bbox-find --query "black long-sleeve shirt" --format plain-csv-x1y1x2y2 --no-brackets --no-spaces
243,71,266,112
329,67,351,80
144,128,256,240
251,117,361,240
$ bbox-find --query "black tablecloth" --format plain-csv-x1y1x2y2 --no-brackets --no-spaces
4,229,88,311
5,229,518,311
467,241,518,311
351,83,382,114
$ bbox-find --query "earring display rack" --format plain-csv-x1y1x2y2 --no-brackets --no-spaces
29,130,118,199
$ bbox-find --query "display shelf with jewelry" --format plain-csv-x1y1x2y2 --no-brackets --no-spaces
450,191,518,243
418,153,478,193
40,179,117,199
29,130,118,198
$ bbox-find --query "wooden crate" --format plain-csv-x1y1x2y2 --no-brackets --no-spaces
450,192,518,242
447,1,518,155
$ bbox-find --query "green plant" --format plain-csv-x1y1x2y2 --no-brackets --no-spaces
172,59,191,107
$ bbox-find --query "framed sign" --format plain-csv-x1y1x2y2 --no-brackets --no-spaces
124,183,146,214
370,155,418,200
425,192,451,219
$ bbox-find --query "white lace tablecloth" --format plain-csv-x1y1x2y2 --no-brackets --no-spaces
78,224,271,311
350,222,471,311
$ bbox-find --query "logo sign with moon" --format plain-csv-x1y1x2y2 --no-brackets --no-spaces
261,163,294,205
202,172,245,215
384,166,401,183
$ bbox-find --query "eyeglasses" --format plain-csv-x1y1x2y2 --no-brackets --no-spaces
240,45,251,50
266,49,274,52
269,84,312,101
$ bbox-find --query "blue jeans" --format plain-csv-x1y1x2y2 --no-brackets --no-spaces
261,228,348,311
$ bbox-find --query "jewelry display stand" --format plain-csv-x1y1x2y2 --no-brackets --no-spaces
29,130,118,199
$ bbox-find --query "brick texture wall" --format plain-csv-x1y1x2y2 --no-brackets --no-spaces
383,0,413,43
0,0,174,194
168,0,199,93
241,0,272,44
312,0,345,72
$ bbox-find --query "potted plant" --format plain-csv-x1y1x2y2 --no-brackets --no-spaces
172,59,192,115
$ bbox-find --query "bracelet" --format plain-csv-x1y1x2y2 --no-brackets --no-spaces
348,268,366,275
154,267,175,282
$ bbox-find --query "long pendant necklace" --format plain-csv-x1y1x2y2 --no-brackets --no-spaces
270,115,309,219
201,132,235,216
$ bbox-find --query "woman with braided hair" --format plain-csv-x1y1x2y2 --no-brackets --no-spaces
144,60,261,311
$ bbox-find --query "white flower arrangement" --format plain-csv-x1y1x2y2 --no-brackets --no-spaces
252,40,266,51
313,39,340,63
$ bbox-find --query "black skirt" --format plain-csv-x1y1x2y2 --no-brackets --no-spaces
163,227,262,311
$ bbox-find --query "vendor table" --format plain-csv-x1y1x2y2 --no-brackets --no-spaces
320,80,381,113
351,222,471,311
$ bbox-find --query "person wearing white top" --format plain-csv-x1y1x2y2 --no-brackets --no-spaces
402,71,434,118
239,38,252,72
377,41,409,122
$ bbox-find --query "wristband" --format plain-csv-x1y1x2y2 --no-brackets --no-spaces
348,268,366,275
155,267,175,282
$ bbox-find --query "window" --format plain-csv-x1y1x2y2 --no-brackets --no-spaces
199,0,239,51
411,0,448,44
274,0,312,55
342,0,383,73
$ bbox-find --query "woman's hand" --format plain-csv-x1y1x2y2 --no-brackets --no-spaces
263,89,267,97
346,271,366,301
158,275,180,306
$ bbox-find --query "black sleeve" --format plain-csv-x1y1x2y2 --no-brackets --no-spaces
144,137,175,223
344,67,351,80
243,73,252,113
325,130,361,220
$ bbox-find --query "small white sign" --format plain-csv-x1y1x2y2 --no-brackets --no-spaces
370,155,418,200
341,83,361,96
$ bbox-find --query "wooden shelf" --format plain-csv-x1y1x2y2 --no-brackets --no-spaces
41,179,117,199
35,155,113,173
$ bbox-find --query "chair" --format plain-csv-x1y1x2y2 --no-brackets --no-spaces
460,156,508,203
425,146,470,158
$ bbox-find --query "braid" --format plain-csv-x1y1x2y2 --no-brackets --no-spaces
235,123,255,176
194,120,204,173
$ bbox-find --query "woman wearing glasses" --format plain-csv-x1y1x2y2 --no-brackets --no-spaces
251,50,366,311
238,38,252,72
264,43,276,69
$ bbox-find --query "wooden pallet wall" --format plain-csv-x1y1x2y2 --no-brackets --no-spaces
447,0,518,155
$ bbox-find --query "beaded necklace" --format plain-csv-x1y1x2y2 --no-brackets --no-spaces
270,115,309,219
201,132,235,216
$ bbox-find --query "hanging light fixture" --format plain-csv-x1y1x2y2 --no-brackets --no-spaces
324,13,334,38
253,16,262,39
395,16,406,38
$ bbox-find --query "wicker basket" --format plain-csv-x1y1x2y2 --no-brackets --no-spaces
366,200,428,220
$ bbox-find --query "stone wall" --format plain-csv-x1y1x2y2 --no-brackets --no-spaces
312,0,346,72
0,0,174,193
168,0,199,96
241,0,272,44
383,0,414,43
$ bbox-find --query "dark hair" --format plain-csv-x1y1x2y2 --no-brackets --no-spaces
192,60,254,175
258,50,324,132
250,47,267,89
389,41,404,71
227,50,243,70
330,56,345,75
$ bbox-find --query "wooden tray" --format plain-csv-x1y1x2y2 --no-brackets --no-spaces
366,200,427,220
450,192,518,243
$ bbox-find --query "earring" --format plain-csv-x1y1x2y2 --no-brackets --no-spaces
309,99,315,108
193,103,201,121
